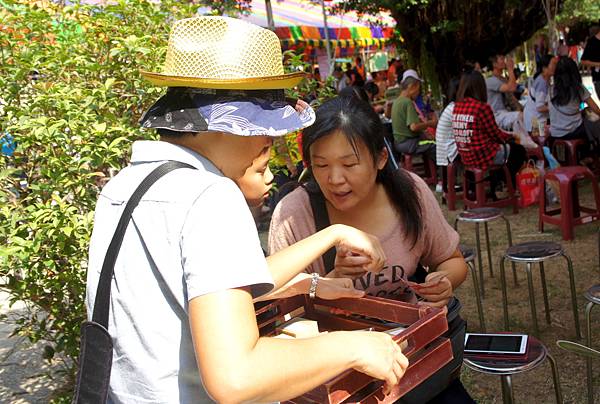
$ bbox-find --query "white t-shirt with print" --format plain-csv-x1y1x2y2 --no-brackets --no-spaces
86,141,274,403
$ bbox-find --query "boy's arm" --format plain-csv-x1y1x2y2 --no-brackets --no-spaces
263,224,384,296
190,287,408,403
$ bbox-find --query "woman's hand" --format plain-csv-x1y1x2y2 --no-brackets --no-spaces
349,331,409,395
315,277,365,300
413,272,453,307
328,247,372,279
330,224,386,275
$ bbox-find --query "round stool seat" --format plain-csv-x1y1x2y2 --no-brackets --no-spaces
457,207,503,222
504,241,563,262
585,284,600,305
459,244,476,263
464,335,547,375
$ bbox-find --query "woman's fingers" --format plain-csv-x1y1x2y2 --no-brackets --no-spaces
295,99,309,113
418,299,450,308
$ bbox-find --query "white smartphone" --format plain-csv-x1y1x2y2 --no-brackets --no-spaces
464,333,528,355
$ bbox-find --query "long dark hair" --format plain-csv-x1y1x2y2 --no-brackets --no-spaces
302,96,423,247
456,70,487,103
552,56,583,106
534,54,554,80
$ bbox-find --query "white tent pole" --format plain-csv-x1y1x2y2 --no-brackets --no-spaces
265,0,275,30
319,0,334,75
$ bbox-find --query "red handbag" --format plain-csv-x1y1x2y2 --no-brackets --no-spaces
517,161,541,207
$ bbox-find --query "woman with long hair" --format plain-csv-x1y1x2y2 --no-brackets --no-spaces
268,96,472,403
548,56,600,142
452,70,526,192
523,54,555,132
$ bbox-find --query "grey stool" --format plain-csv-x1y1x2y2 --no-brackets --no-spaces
557,339,600,404
464,335,562,404
499,241,581,339
455,207,516,299
460,244,486,331
584,284,600,404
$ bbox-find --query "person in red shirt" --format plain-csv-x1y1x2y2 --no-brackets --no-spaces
452,69,526,196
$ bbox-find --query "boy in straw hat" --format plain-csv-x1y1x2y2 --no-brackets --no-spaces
86,16,407,403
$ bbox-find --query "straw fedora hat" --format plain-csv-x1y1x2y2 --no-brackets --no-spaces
140,16,305,90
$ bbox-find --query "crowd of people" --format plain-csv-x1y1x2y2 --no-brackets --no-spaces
81,14,600,404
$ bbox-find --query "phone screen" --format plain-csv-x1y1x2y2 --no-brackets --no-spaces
464,334,527,354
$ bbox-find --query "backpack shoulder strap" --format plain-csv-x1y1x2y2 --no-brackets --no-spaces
303,183,336,273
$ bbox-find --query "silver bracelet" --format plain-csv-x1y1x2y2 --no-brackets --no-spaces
308,272,319,299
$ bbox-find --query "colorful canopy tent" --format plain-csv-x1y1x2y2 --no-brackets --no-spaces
272,25,394,49
238,0,396,49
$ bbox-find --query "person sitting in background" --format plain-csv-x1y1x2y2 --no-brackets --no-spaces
523,54,555,133
548,56,600,150
435,77,460,167
580,25,600,101
486,55,531,145
364,80,384,114
332,65,348,93
391,69,437,160
387,58,403,87
452,69,526,195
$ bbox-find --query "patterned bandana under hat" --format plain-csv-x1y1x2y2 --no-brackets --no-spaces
139,87,315,137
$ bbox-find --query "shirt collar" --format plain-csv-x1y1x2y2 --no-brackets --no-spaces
130,140,222,175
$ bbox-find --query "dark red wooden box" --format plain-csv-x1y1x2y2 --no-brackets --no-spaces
255,295,453,403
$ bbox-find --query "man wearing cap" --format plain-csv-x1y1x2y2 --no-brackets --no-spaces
85,16,407,403
391,69,437,160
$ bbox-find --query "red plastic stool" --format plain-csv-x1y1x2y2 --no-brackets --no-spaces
552,138,587,166
539,166,600,240
463,165,519,214
442,159,462,211
526,144,545,162
401,153,437,185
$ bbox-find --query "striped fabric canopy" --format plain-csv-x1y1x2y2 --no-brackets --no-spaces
239,0,396,49
273,25,394,48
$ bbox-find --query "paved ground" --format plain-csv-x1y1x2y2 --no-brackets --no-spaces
0,292,58,403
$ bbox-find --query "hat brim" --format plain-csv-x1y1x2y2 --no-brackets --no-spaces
140,70,306,90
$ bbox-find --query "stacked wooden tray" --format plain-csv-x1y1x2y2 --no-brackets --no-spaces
255,295,453,403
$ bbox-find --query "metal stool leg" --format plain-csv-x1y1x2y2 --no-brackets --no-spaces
500,374,515,404
475,222,485,298
503,216,518,286
585,301,595,404
525,262,540,336
500,256,510,331
468,261,486,331
484,222,494,278
562,253,582,339
539,261,552,325
547,353,563,404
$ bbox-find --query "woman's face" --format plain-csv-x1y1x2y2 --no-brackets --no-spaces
236,146,274,207
310,130,387,211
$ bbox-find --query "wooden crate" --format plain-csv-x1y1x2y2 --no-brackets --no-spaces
255,295,453,403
